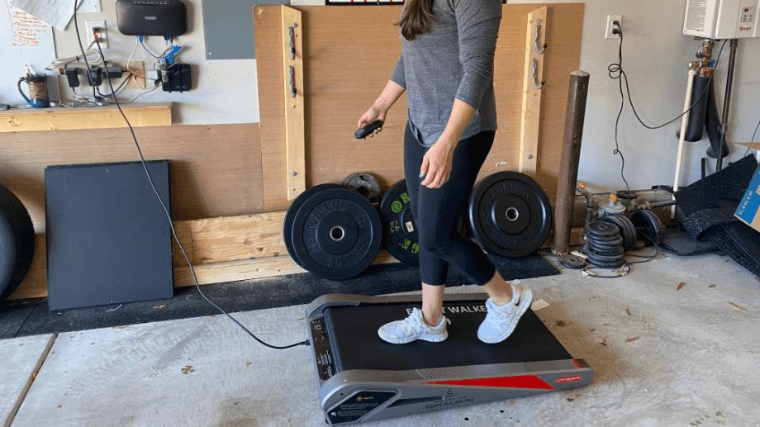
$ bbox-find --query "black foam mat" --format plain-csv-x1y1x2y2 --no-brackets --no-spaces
673,156,760,276
0,252,558,339
324,301,571,373
659,228,719,257
45,161,173,310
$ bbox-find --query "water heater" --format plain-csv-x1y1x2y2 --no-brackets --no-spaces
684,0,759,39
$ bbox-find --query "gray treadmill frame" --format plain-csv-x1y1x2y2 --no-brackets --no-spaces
305,293,593,425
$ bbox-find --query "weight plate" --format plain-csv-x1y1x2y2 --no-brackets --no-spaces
559,254,586,269
586,233,624,248
586,241,625,256
629,209,663,246
468,172,552,258
602,214,637,251
585,221,620,239
582,244,625,268
379,180,420,266
283,184,343,268
343,172,382,203
290,187,383,280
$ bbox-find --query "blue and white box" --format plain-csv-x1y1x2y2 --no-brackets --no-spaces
735,163,760,233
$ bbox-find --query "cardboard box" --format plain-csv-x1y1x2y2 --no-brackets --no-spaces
735,162,760,232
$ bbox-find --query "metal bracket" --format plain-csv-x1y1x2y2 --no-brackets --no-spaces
534,19,548,55
289,65,296,98
288,23,298,60
532,59,545,89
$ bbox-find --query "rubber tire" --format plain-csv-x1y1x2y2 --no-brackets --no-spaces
0,185,35,301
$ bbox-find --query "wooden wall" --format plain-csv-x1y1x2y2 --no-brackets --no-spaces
256,4,584,212
0,123,264,233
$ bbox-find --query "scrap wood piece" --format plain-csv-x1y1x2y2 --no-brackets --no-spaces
518,6,548,175
281,5,305,200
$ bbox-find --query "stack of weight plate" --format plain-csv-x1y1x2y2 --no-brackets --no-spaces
601,213,638,251
629,209,664,246
582,221,626,268
283,183,383,281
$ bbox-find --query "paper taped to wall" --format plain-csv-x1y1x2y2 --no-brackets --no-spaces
10,0,75,31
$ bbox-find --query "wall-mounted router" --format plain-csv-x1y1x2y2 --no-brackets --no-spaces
115,0,188,39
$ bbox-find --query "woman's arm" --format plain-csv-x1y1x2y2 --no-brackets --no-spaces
358,80,406,129
420,99,476,188
422,0,502,188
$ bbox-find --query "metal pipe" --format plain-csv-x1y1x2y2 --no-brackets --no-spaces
553,70,590,255
716,38,739,171
673,64,699,218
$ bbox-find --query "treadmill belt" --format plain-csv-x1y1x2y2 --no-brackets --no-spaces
324,299,571,373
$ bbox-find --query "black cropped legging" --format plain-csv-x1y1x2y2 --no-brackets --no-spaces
404,122,497,286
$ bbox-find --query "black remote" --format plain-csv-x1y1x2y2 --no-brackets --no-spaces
354,120,384,139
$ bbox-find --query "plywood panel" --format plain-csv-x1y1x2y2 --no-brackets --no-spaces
0,123,264,234
256,4,584,211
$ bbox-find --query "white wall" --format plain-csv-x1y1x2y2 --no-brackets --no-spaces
52,0,259,124
512,0,760,193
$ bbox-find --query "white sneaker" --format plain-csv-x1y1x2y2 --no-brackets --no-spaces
478,284,533,344
378,307,449,344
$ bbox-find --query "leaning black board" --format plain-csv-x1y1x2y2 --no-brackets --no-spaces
45,161,174,311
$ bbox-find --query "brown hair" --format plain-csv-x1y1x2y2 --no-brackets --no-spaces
398,0,435,41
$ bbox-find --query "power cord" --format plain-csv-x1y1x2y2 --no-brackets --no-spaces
607,20,631,192
609,23,727,130
73,2,307,350
607,21,728,191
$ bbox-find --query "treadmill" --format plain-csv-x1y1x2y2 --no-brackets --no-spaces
306,293,593,425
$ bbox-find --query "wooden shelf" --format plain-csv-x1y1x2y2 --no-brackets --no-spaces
0,103,172,133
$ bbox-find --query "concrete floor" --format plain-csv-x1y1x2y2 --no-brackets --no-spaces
1,249,759,427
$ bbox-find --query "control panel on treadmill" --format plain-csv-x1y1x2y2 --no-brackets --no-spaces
310,318,336,381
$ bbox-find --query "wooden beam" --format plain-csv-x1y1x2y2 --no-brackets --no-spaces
174,250,398,287
518,7,548,175
0,103,172,133
172,212,287,266
281,6,306,200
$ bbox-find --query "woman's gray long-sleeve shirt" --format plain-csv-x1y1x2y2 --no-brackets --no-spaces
391,0,502,147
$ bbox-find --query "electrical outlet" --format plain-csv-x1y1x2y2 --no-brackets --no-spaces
605,15,622,39
85,20,107,48
127,61,147,89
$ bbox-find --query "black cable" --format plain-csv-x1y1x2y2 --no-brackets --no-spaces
608,23,631,191
73,1,100,101
609,29,727,131
96,71,132,98
86,36,307,350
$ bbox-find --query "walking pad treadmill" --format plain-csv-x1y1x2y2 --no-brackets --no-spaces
305,293,593,425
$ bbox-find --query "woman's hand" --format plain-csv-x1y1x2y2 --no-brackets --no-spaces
420,138,456,189
357,106,386,138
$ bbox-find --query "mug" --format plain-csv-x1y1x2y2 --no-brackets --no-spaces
18,74,50,108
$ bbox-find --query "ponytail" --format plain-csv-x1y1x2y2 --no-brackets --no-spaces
398,0,435,41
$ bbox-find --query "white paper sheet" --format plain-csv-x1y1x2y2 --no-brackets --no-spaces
10,0,75,31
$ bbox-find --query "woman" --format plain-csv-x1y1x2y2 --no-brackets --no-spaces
357,0,533,345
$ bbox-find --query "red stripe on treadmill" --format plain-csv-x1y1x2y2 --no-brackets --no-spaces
425,375,554,390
